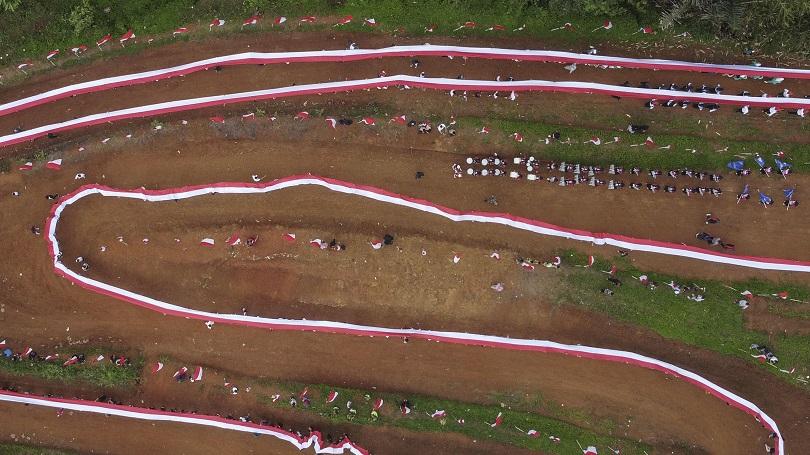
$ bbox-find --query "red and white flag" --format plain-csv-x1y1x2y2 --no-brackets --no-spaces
199,238,215,247
335,15,352,26
96,34,111,47
225,234,241,246
119,30,135,46
490,412,503,427
210,116,225,124
209,18,225,30
63,355,80,366
274,16,287,26
18,162,33,171
400,402,411,415
173,366,188,379
527,429,540,437
242,16,260,28
71,45,88,56
23,347,33,357
46,49,60,61
190,366,203,382
639,26,654,34
151,362,164,374
310,239,325,249
583,446,598,455
283,233,296,243
521,262,536,271
593,20,613,32
741,290,753,298
390,115,407,125
513,132,524,142
644,136,656,148
454,21,476,31
360,117,376,126
425,24,436,33
431,410,447,419
452,253,462,264
586,255,595,267
299,387,309,399
587,137,602,145
295,111,310,120
370,240,383,250
326,390,339,403
479,126,490,134
325,117,337,129
775,291,789,300
364,18,377,27
373,398,384,410
486,24,506,31
608,264,617,276
490,251,501,260
45,159,62,170
45,354,59,361
173,27,189,36
300,16,317,23
17,62,32,71
241,112,255,121
551,22,574,31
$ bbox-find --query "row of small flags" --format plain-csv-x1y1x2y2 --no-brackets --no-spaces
20,14,650,71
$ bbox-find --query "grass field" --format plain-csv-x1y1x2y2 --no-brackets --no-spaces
0,443,75,455
0,350,141,388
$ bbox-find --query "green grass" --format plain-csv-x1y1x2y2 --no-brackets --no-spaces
254,380,649,454
463,117,810,173
0,351,141,388
553,251,810,388
0,443,76,455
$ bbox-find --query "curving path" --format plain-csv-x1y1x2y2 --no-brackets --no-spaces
41,175,794,454
3,44,809,117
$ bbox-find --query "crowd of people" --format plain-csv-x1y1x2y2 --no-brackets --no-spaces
0,339,131,368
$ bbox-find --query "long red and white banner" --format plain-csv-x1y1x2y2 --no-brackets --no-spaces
3,44,809,117
39,176,793,454
3,74,809,149
0,390,369,455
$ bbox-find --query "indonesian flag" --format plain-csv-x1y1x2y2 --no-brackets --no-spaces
63,356,80,366
741,290,753,298
490,251,501,260
490,412,503,427
190,366,203,382
210,116,225,124
551,22,574,31
452,253,462,264
274,16,287,26
776,291,789,299
173,366,188,379
45,159,62,170
0,339,5,348
18,162,33,171
425,24,436,32
360,117,376,126
270,394,281,402
225,234,241,246
527,429,540,437
242,16,260,27
241,112,255,120
299,16,317,23
373,398,384,410
325,117,337,129
364,18,377,27
390,115,407,125
326,390,338,403
513,132,524,142
520,262,535,271
17,62,32,70
199,238,215,247
335,15,352,26
96,34,111,47
454,21,476,31
71,45,88,56
173,27,189,36
370,240,383,250
431,410,447,419
641,26,654,34
45,354,59,361
310,239,325,249
23,347,33,357
479,126,490,134
752,354,768,363
119,30,135,45
400,402,411,415
593,20,613,32
587,137,602,145
46,49,60,60
283,233,296,243
151,362,164,374
486,24,506,31
586,255,595,267
608,264,617,276
644,136,656,148
209,18,225,29
583,446,598,455
295,111,310,120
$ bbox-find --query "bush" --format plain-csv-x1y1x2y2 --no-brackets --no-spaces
0,0,21,13
67,0,95,36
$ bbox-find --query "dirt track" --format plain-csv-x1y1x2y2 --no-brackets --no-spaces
1,30,808,455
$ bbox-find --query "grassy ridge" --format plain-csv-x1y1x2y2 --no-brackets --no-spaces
0,443,76,455
0,351,141,388
254,380,649,454
555,251,810,388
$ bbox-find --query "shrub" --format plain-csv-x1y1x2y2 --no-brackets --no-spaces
67,0,94,36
